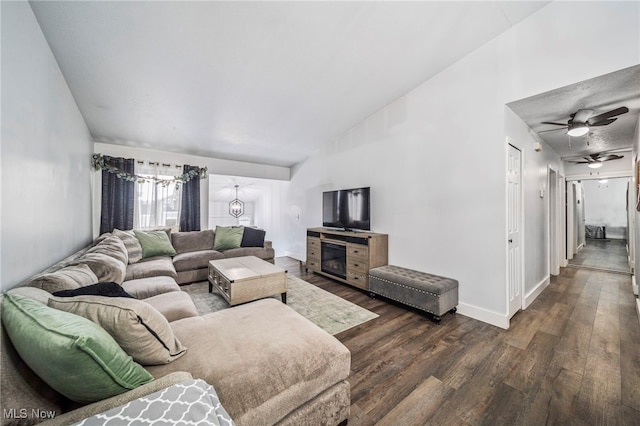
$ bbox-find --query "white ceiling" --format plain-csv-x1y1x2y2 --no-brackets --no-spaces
508,65,640,160
29,1,550,167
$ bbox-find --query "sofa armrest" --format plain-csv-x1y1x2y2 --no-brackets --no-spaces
264,240,272,249
39,372,193,426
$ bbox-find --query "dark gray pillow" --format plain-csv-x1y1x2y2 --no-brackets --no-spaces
53,282,134,299
241,227,266,248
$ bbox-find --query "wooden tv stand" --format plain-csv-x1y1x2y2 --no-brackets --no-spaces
306,227,388,291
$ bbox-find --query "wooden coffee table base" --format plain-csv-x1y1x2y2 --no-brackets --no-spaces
208,256,287,306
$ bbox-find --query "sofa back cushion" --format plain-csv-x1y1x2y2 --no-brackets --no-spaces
113,229,144,264
48,295,187,365
171,230,215,254
86,236,128,265
1,293,153,404
67,253,127,284
26,264,98,294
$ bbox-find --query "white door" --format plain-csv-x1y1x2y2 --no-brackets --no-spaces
507,145,522,318
549,168,560,276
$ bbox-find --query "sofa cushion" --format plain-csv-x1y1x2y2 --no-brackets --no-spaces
68,252,127,284
7,286,52,305
213,226,244,251
171,230,215,254
113,229,144,264
121,276,180,299
48,295,187,366
143,291,199,322
26,264,98,293
134,230,177,258
241,227,266,248
173,250,224,272
53,282,134,299
222,246,275,261
86,236,128,266
1,293,153,404
125,257,177,282
147,299,351,425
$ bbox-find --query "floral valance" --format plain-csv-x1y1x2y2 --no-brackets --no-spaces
92,154,207,188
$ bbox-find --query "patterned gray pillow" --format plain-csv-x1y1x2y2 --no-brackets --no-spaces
113,229,143,264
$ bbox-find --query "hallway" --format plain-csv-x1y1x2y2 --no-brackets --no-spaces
569,238,631,274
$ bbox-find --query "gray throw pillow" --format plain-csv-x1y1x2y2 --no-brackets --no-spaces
48,295,187,365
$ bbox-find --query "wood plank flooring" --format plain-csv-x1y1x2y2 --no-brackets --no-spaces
275,257,640,425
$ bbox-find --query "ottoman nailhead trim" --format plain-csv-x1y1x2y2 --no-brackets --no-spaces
368,276,443,298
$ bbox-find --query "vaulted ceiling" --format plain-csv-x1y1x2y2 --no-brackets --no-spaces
29,1,550,167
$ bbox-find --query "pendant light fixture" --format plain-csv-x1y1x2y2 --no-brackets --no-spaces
229,185,244,218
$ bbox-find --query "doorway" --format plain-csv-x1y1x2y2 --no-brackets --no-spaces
507,144,523,318
548,168,560,276
566,177,631,274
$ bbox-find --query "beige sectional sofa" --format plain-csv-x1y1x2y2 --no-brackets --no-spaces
1,229,350,425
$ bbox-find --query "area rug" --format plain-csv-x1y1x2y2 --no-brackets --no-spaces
181,275,378,335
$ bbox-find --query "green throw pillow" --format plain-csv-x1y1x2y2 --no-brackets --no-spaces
134,230,177,258
214,226,245,251
1,293,154,403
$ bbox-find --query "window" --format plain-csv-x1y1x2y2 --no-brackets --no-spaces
134,162,182,231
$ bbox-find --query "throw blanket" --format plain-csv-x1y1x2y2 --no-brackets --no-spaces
74,379,234,426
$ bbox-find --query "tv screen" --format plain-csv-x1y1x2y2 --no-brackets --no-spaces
322,187,370,231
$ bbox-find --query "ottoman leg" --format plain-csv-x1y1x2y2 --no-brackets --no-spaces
369,292,376,299
431,314,442,324
451,307,457,314
281,292,287,304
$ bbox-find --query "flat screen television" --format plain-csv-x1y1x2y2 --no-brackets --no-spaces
322,187,370,231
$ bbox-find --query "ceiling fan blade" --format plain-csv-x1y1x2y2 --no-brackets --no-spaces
599,154,624,161
573,109,594,123
588,106,629,124
589,118,617,127
541,121,568,126
539,128,566,133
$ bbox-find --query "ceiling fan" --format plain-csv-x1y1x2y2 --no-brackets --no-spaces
540,106,629,136
567,152,624,169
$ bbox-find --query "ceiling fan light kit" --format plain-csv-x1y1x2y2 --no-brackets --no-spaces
567,124,589,137
587,162,603,169
540,106,629,139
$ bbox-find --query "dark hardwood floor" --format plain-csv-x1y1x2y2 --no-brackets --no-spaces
275,257,640,425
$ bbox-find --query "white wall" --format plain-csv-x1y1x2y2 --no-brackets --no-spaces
284,1,640,328
505,107,563,307
583,178,628,239
1,2,94,290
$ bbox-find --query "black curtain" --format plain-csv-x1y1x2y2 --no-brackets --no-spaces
100,156,135,234
180,165,201,232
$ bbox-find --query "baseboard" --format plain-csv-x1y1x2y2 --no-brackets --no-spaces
636,299,640,326
456,303,509,330
576,243,584,252
633,275,638,296
284,251,305,262
524,276,550,309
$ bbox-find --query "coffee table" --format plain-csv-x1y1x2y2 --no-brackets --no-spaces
208,256,287,306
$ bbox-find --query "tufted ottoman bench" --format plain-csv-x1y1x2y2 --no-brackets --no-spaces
368,265,458,323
